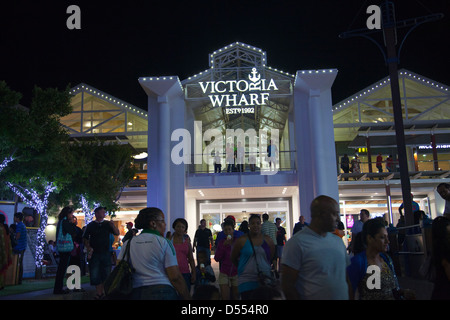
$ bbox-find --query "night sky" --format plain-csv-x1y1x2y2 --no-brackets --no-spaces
1,0,449,110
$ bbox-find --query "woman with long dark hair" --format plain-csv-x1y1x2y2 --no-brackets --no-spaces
53,206,77,294
347,217,413,300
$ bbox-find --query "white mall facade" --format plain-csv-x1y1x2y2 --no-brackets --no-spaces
58,42,450,243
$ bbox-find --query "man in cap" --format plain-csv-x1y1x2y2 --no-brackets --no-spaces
122,222,137,243
83,206,119,299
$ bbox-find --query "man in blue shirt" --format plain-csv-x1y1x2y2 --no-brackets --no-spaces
348,209,370,254
13,212,27,284
398,193,420,217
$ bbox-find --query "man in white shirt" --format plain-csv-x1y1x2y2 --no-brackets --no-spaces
281,195,350,300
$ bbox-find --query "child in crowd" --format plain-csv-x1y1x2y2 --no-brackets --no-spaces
214,219,239,299
194,250,216,288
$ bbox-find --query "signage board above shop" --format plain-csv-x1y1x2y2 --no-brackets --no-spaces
184,67,292,114
198,68,278,114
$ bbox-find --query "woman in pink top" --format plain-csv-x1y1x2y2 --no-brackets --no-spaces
214,219,239,300
171,218,196,294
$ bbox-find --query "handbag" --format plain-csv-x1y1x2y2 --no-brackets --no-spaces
248,235,277,288
56,218,74,253
104,239,134,300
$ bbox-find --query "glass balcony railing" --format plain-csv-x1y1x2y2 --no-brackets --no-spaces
337,159,450,181
186,150,297,174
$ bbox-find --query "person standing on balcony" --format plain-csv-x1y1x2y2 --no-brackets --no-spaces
376,153,383,173
386,155,394,172
267,140,278,171
340,154,350,181
237,142,245,172
350,155,361,174
226,143,234,172
214,151,222,173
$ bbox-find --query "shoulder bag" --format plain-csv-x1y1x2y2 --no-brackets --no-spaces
248,235,277,288
56,218,74,253
104,239,134,300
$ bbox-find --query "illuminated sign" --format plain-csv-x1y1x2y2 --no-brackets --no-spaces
198,68,279,114
418,145,450,150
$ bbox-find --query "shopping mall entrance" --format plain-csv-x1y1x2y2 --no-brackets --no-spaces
197,198,292,241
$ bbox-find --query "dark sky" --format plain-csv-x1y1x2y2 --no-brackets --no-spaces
1,0,449,110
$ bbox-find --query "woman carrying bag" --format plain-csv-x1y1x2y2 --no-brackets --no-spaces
53,206,78,294
231,214,275,300
117,207,190,300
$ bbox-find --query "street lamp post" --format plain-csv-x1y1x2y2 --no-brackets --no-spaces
340,1,443,226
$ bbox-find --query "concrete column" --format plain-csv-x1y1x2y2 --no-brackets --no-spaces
158,96,171,219
293,70,339,221
139,77,185,231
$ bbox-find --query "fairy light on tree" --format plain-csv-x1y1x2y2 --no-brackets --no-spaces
80,194,99,225
0,156,14,173
6,181,57,268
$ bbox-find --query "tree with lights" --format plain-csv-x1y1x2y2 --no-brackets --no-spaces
0,82,73,275
53,140,136,222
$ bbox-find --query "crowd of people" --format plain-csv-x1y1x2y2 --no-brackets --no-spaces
340,153,397,179
213,140,278,173
1,182,449,300
112,191,449,300
0,212,29,289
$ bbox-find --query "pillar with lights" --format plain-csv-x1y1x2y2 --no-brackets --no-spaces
293,69,340,220
139,76,186,230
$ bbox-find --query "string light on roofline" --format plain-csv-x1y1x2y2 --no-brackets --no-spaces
332,71,450,112
70,84,148,117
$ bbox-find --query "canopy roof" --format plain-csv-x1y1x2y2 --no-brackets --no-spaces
61,83,148,151
333,69,450,143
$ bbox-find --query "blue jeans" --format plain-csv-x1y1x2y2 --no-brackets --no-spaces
130,285,179,300
89,251,111,286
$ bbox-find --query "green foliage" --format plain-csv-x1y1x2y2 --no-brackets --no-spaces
0,81,22,108
51,139,137,214
0,82,73,182
0,82,73,204
0,81,137,215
